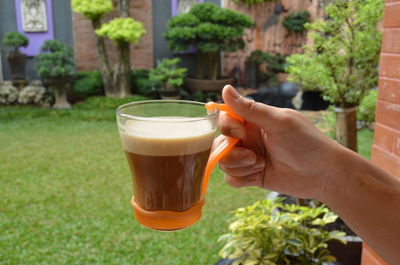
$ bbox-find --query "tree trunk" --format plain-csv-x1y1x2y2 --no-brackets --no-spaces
334,106,358,152
113,42,131,97
92,19,115,97
196,52,220,80
119,0,130,17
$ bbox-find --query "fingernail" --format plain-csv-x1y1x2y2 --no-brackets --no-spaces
230,128,244,139
224,85,240,99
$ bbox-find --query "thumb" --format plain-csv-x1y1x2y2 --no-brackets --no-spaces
222,85,284,131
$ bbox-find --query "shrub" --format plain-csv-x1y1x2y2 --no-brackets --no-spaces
35,40,75,78
219,199,346,265
2,32,29,53
231,0,276,6
283,11,310,33
95,18,146,46
75,95,149,110
71,0,112,21
18,80,47,105
0,81,19,104
72,71,103,99
357,89,378,126
248,50,286,85
149,58,187,91
130,69,155,97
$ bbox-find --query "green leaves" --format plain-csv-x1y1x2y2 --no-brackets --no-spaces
282,11,310,33
286,0,383,107
219,199,346,264
165,2,253,53
2,32,29,51
148,58,187,91
71,0,112,21
35,40,75,78
95,18,146,45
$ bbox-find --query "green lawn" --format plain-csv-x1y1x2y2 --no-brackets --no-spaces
0,108,267,265
0,105,374,265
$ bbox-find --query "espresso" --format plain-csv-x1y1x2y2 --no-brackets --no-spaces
120,118,216,212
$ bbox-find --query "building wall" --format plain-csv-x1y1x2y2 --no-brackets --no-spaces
223,0,326,83
72,0,153,71
362,0,400,264
372,0,400,180
0,0,73,80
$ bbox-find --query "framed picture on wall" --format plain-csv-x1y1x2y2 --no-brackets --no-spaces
171,0,205,17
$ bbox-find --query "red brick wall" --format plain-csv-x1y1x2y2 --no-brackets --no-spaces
362,1,400,264
72,0,153,71
371,0,400,179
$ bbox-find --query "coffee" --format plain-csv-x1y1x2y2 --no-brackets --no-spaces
120,118,216,212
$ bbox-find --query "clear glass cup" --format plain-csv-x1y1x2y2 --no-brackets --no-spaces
116,100,220,231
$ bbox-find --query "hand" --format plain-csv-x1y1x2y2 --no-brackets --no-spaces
216,85,342,200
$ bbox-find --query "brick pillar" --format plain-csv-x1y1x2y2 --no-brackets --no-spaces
361,1,400,264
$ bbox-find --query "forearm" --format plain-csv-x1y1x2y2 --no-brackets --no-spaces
320,146,400,264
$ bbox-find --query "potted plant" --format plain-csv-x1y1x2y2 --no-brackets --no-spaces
286,0,384,151
149,58,187,99
164,2,253,92
35,40,75,109
2,32,29,80
218,199,346,265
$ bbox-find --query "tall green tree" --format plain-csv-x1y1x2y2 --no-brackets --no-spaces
71,0,146,97
286,0,383,151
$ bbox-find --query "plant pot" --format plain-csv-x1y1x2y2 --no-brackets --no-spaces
301,90,329,110
7,52,27,80
328,236,363,265
44,76,73,109
334,106,358,152
186,77,234,92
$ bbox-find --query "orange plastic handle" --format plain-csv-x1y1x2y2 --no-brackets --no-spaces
201,103,243,196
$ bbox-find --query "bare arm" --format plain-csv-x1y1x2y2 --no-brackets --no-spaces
217,85,400,264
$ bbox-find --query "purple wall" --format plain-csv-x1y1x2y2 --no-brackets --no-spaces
15,0,54,56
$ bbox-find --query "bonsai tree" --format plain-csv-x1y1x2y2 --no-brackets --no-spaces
219,199,346,265
35,40,75,109
2,32,29,80
165,2,253,80
95,17,146,97
71,0,146,98
149,58,187,99
286,0,383,151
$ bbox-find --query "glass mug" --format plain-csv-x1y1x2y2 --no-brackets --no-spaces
116,100,241,231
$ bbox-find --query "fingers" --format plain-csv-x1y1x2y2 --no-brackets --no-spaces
222,85,286,133
219,146,258,168
219,111,246,139
219,157,265,176
224,173,262,188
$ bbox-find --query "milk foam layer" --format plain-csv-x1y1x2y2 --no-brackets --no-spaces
120,117,216,156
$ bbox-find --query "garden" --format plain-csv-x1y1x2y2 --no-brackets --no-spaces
0,0,383,264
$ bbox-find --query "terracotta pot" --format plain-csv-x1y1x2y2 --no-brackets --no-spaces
7,52,27,80
328,236,362,265
186,77,234,92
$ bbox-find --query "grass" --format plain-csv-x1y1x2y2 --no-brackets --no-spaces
0,103,374,265
0,106,267,265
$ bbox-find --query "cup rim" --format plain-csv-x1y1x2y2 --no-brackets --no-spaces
116,100,219,122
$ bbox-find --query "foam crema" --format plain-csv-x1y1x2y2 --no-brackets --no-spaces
119,117,216,156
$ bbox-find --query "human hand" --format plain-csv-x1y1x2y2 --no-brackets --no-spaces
216,85,343,200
